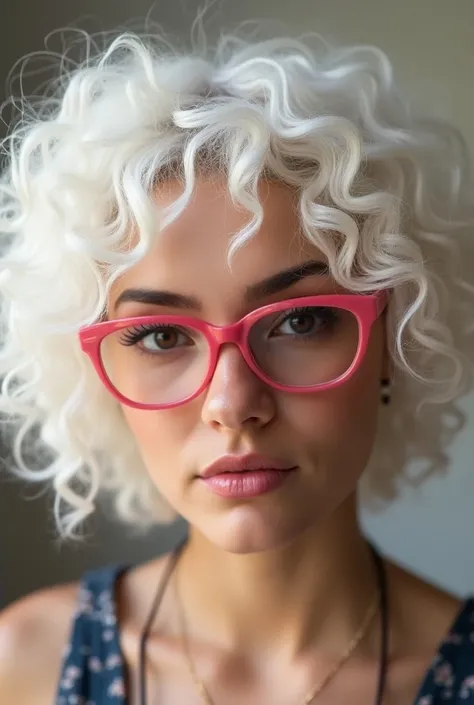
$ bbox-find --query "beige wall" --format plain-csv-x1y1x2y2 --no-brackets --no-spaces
1,0,473,605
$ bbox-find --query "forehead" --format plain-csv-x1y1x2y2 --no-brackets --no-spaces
111,177,329,310
153,176,309,262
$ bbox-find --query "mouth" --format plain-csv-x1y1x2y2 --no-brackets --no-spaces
200,453,296,478
199,454,298,499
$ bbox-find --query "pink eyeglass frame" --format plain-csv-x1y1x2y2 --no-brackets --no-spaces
79,291,388,410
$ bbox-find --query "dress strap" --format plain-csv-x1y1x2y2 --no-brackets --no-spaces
55,564,128,704
139,541,187,705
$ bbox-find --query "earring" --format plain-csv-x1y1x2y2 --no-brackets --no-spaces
380,378,391,405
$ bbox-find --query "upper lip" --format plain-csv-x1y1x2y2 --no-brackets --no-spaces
200,453,297,478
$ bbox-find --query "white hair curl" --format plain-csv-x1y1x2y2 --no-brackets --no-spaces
0,25,473,536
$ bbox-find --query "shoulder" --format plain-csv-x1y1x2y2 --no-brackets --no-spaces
0,581,78,705
386,561,474,702
387,561,465,652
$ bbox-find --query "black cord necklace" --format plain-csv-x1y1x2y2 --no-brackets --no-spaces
138,542,389,705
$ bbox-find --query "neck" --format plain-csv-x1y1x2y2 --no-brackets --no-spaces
177,495,381,658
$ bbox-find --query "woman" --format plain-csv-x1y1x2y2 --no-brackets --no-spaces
0,25,473,705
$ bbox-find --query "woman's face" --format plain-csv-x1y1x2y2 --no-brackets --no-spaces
109,177,387,553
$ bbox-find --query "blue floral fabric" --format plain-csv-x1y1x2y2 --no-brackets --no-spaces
55,565,474,704
55,566,127,704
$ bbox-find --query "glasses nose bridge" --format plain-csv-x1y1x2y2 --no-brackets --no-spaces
210,319,247,352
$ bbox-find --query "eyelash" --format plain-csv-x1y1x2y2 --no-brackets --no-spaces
119,324,178,347
273,306,338,328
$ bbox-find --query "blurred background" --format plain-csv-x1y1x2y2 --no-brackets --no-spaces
0,0,473,607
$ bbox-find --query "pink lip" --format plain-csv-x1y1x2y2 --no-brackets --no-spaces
201,470,295,498
199,454,297,499
201,453,296,478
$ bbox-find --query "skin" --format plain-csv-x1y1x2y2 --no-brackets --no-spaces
0,177,462,705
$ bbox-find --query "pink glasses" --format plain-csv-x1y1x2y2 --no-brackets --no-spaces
79,292,388,410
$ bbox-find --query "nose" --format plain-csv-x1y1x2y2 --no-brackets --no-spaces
200,344,276,432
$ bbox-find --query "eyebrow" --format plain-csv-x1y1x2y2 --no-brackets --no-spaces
113,259,329,312
246,259,329,300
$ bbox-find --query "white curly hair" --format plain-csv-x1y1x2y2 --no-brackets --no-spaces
0,23,473,536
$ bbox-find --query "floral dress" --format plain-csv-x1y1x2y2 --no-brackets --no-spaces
55,565,474,704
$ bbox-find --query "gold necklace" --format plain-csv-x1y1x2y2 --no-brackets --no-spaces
174,575,381,705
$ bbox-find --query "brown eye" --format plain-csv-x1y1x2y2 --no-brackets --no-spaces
119,325,193,351
286,313,315,335
149,329,179,350
272,307,339,338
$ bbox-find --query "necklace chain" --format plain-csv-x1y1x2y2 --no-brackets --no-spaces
174,574,381,705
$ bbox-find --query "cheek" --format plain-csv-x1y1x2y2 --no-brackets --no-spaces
121,405,193,484
282,365,381,474
322,324,386,468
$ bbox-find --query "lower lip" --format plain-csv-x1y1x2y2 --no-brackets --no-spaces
201,469,296,498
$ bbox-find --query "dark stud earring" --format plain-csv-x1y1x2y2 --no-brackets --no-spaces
381,378,391,405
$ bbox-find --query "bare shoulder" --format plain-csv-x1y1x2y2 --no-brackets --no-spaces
386,560,464,654
0,581,78,705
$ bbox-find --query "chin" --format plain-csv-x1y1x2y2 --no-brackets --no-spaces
198,503,317,554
